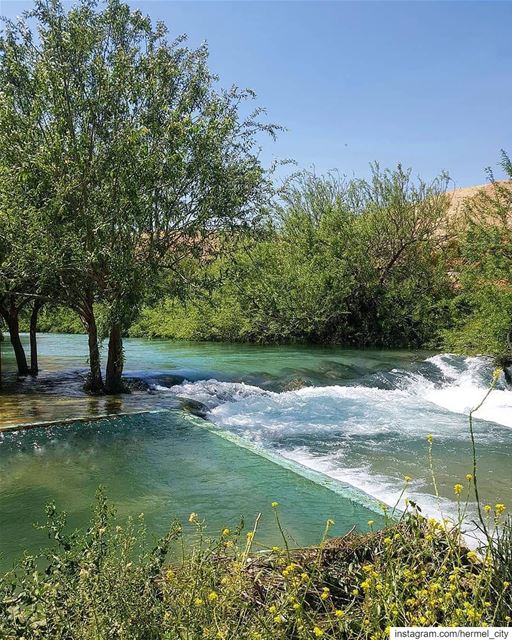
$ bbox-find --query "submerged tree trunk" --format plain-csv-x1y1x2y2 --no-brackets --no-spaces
0,302,30,376
81,305,104,393
105,323,125,394
29,300,42,375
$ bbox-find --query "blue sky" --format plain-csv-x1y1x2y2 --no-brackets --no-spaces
2,0,511,187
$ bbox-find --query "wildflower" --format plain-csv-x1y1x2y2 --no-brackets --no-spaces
313,627,324,638
301,572,309,582
404,475,412,482
272,546,280,552
271,501,279,508
351,588,359,596
454,483,463,495
496,503,506,515
165,569,174,582
273,615,283,624
493,368,502,381
467,551,478,561
208,591,218,602
189,512,198,524
503,581,510,589
269,605,276,614
335,609,345,619
320,587,330,600
194,598,204,606
246,531,254,541
427,434,433,444
419,616,427,625
367,520,374,528
466,473,473,481
293,602,301,610
222,528,230,536
384,537,392,546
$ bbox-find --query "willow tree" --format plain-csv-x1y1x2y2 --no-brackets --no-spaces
0,0,277,393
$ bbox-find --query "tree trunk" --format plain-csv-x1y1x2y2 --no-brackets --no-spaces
1,304,30,376
29,300,42,375
84,312,104,393
105,323,125,394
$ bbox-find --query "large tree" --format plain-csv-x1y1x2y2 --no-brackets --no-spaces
0,0,277,392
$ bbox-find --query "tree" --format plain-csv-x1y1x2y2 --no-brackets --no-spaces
0,0,277,393
444,151,512,380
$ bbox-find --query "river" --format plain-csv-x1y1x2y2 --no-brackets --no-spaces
1,334,511,569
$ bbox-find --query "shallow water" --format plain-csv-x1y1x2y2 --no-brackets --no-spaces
1,334,512,567
0,411,382,571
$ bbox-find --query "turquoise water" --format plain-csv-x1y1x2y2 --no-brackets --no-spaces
0,410,382,571
1,333,512,569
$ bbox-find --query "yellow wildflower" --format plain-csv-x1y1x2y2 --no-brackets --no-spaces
367,520,374,528
194,598,204,606
466,473,473,481
208,591,218,602
189,512,198,524
484,504,492,513
454,483,463,495
467,551,478,561
427,434,433,444
246,531,254,541
271,501,279,508
164,569,174,582
320,587,330,600
222,528,230,536
335,609,345,619
313,628,324,638
404,475,412,482
496,503,506,515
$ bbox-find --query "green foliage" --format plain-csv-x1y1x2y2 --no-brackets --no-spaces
131,165,454,348
1,493,511,639
20,306,84,335
444,152,512,364
0,0,277,389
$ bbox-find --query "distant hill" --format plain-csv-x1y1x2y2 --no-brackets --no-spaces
446,180,512,226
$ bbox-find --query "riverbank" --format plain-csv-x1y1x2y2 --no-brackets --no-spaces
1,494,511,638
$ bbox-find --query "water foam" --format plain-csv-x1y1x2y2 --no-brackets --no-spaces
158,354,512,521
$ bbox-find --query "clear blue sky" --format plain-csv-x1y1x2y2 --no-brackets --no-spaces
2,0,511,187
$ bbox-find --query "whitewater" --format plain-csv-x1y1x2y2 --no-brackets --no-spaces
157,354,512,524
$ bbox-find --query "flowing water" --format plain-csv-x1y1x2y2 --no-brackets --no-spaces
1,334,512,569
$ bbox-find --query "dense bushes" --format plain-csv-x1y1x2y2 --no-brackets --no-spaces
131,165,455,348
443,152,512,369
